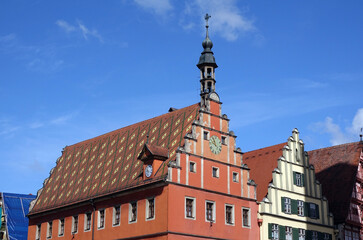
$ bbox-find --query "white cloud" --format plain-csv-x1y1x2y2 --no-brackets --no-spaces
56,19,103,42
55,20,76,33
77,21,103,42
320,117,350,145
134,0,172,15
0,33,16,42
313,108,363,146
183,0,256,41
349,108,363,135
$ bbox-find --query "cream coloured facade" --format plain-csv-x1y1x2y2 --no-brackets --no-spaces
245,129,335,240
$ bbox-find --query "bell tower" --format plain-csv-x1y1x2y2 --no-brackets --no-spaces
197,13,218,107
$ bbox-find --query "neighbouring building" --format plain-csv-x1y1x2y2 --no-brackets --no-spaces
244,129,336,240
27,14,260,240
309,141,363,240
0,192,36,240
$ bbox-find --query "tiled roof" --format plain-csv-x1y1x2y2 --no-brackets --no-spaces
29,103,200,214
243,143,286,201
308,142,362,223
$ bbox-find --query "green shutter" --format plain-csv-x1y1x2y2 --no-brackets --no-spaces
281,197,286,213
268,223,272,239
316,204,320,219
292,228,299,240
279,225,286,240
293,172,297,185
304,202,310,217
306,230,312,240
301,174,305,186
291,199,298,214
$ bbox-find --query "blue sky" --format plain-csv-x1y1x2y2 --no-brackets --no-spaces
1,0,362,194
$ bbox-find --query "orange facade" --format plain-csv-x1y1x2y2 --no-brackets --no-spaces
28,99,260,240
28,18,260,239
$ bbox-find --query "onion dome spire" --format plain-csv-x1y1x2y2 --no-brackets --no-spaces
197,13,217,69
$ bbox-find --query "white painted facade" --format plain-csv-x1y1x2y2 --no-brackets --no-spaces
259,129,335,240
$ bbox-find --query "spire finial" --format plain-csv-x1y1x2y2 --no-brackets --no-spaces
204,13,211,37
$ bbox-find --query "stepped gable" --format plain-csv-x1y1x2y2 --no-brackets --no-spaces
308,142,362,223
29,103,200,215
243,143,286,201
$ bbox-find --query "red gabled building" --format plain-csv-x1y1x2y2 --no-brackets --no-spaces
27,15,260,240
309,141,363,240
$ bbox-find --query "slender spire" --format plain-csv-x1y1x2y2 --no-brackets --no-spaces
197,13,217,69
205,13,211,38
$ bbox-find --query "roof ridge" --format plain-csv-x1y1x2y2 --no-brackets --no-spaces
66,103,200,148
309,141,360,152
244,142,286,154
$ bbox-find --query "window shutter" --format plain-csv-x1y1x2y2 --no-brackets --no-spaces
281,197,286,213
305,230,312,240
279,225,286,240
329,234,332,240
293,172,297,185
291,199,298,214
268,223,272,239
304,202,310,217
301,174,305,186
318,232,324,239
316,204,320,219
292,228,299,240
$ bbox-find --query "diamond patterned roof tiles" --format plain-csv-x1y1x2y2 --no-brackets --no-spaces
29,103,200,214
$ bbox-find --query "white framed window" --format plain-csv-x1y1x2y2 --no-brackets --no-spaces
284,198,291,214
58,219,64,237
272,224,279,240
299,229,305,240
185,197,196,219
113,205,121,226
294,172,304,187
205,200,215,222
47,221,52,239
129,201,137,223
84,212,92,232
72,215,78,234
97,209,105,229
189,161,196,173
36,224,41,240
225,204,234,225
212,167,219,178
286,226,292,240
352,232,359,240
146,198,155,220
203,131,209,140
298,200,304,216
312,231,318,240
242,207,250,228
309,203,318,219
232,172,239,182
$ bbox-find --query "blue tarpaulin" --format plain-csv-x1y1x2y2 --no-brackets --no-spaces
2,192,36,240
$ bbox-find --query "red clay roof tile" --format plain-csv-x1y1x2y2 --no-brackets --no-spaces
29,103,200,215
308,142,362,223
243,143,286,201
